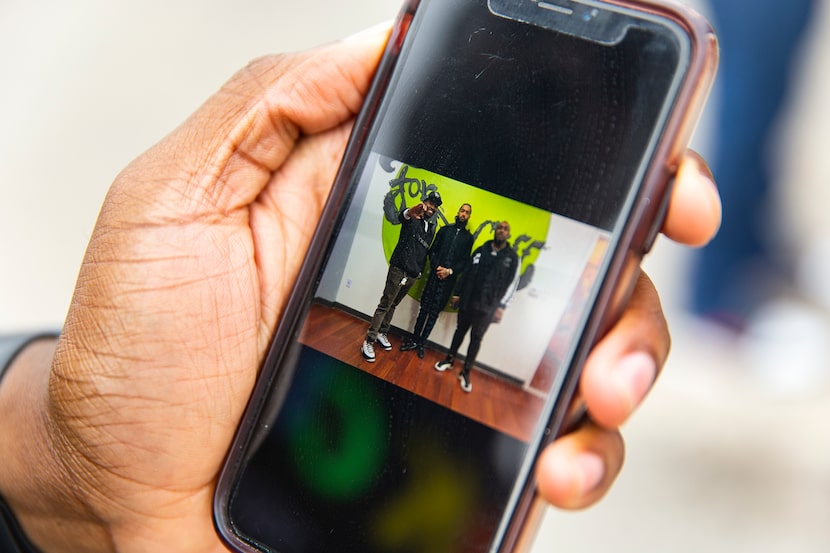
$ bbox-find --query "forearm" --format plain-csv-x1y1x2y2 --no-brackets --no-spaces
0,337,109,553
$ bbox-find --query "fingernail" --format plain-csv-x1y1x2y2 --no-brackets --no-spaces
685,152,722,220
688,150,714,182
577,452,605,493
615,351,658,409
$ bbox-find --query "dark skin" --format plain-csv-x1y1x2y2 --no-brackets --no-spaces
407,200,438,220
492,220,510,248
0,24,721,553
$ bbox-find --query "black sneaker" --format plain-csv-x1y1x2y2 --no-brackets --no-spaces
376,333,392,351
400,339,418,352
434,357,453,372
361,340,376,362
416,345,425,359
458,372,472,393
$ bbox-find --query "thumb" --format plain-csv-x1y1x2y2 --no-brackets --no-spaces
108,22,391,223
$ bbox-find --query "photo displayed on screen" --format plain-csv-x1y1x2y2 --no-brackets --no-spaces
306,155,609,442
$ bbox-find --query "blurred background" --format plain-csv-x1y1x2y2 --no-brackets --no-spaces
2,1,829,551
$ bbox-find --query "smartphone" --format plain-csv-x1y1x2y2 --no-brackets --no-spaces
214,1,717,551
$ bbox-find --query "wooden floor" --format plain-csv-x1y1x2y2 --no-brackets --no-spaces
299,303,545,442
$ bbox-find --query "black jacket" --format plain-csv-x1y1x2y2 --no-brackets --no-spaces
456,241,520,313
428,222,474,276
389,209,437,278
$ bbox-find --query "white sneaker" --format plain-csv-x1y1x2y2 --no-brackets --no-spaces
361,340,376,362
376,333,392,351
434,358,453,372
458,372,472,393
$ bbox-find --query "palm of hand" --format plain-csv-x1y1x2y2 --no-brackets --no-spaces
44,47,376,552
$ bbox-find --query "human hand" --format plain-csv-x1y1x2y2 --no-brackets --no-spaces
408,202,427,219
0,21,721,553
436,266,451,279
492,307,505,324
451,295,461,309
535,151,721,508
0,25,389,553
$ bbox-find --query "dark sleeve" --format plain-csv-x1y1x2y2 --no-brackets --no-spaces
1,333,57,553
497,251,521,307
451,233,474,272
453,245,480,298
428,226,445,267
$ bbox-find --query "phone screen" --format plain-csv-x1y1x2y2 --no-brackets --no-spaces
221,0,690,551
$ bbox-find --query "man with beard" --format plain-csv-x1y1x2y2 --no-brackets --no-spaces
361,191,443,362
434,220,520,392
401,203,474,358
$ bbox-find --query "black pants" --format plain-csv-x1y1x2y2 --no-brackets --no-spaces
410,273,456,344
367,265,416,341
448,306,493,377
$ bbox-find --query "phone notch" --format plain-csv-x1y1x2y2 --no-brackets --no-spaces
488,0,630,45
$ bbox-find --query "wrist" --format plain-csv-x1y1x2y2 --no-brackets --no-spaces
0,336,110,553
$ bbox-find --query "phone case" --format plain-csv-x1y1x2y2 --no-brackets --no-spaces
214,1,718,551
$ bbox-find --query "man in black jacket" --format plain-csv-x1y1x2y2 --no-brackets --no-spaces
401,203,474,358
361,191,443,362
435,220,520,392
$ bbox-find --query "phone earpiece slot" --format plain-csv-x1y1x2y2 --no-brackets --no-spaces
488,0,630,45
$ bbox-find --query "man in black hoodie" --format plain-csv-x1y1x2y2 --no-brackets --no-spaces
401,203,474,358
435,220,520,392
361,191,443,362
